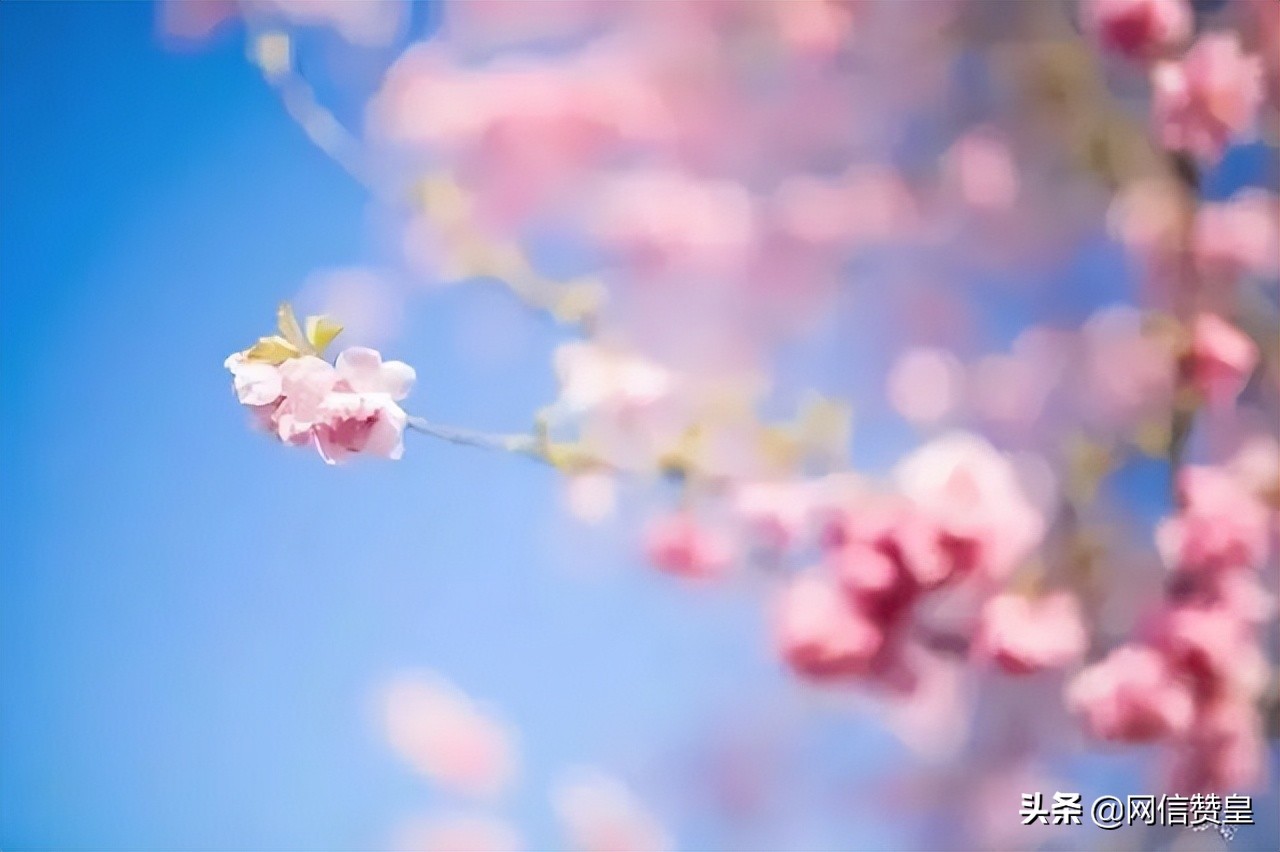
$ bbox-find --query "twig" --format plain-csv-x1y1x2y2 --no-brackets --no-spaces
405,416,543,459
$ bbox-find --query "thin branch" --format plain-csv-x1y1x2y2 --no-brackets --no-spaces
405,416,543,459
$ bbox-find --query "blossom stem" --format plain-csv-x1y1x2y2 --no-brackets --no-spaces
405,416,543,459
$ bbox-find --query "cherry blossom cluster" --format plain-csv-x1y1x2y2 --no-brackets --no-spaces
1063,0,1278,796
1085,0,1264,164
224,304,416,464
1067,465,1273,792
644,433,1088,694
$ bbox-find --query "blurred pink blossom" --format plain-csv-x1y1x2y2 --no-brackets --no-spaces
298,268,404,348
1156,605,1269,700
643,512,734,580
879,646,972,758
731,480,813,551
886,347,964,426
830,535,916,620
775,573,884,680
893,433,1046,582
1193,192,1280,285
564,472,619,525
771,0,857,59
1151,33,1264,163
1167,697,1267,792
1156,465,1270,574
943,128,1019,212
1227,432,1280,498
1066,645,1195,742
1079,306,1176,427
382,673,518,797
552,769,671,852
589,169,756,267
1082,0,1191,62
554,342,673,415
1185,313,1259,408
974,592,1087,675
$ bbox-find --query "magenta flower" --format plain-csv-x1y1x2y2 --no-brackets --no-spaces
1082,0,1190,63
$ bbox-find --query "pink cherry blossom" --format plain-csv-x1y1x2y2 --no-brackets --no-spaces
642,512,734,580
829,536,917,622
1185,313,1259,408
1151,33,1263,163
589,169,757,266
1082,0,1191,62
823,495,956,593
886,347,963,426
775,573,884,680
974,592,1087,675
223,352,284,407
272,355,342,446
1227,432,1280,499
1193,192,1280,286
382,673,518,798
943,128,1019,212
1156,465,1270,574
225,345,416,464
1066,644,1194,742
334,346,416,399
553,342,673,415
731,481,812,550
552,769,670,852
313,390,409,463
1166,698,1266,793
1155,605,1268,700
564,472,619,525
893,433,1045,583
1078,306,1176,428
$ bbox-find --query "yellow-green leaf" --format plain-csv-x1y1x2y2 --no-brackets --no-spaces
276,302,311,354
305,315,343,355
243,335,301,364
